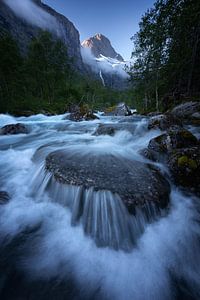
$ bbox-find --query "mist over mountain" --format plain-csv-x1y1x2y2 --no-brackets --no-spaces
0,0,129,89
0,0,84,71
81,34,129,89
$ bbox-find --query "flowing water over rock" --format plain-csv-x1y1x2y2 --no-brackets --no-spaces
0,113,200,299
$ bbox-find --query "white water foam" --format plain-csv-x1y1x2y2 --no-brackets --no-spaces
0,113,199,299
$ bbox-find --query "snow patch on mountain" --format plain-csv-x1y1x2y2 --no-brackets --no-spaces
81,47,129,79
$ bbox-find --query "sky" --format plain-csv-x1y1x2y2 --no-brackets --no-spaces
43,0,155,60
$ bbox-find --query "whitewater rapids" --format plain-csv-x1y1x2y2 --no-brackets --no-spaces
0,113,200,300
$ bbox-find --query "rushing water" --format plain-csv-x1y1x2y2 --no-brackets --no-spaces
0,113,200,300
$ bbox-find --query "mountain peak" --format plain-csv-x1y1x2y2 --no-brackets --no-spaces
81,34,124,62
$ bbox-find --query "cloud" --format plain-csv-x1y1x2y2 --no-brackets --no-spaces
4,0,61,34
81,46,129,79
81,47,98,71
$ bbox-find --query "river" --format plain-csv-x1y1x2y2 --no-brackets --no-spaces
0,113,199,300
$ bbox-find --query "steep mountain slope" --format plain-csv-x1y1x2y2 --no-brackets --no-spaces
0,0,84,71
81,34,129,89
82,33,124,62
0,1,128,89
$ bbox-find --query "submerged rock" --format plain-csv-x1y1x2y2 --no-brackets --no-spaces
0,191,10,204
118,115,144,123
93,123,136,136
0,123,28,135
46,150,170,212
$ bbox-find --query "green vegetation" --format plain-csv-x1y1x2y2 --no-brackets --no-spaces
178,155,197,170
2,0,199,115
0,31,128,115
129,0,200,113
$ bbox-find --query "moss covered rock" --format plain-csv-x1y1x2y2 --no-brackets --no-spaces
141,127,198,163
168,146,200,194
149,127,197,153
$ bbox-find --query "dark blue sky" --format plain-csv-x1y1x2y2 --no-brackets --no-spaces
44,0,155,59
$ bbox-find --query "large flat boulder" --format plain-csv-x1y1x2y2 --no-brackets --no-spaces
45,150,170,212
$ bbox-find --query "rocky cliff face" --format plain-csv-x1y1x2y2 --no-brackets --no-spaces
0,1,127,88
0,0,84,71
81,33,128,89
82,33,124,61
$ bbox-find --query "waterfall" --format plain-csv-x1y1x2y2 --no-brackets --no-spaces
30,165,164,251
100,70,106,86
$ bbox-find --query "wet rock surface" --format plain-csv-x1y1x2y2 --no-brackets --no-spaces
148,114,182,131
65,105,99,122
46,150,170,212
104,103,132,116
142,127,198,163
149,127,198,153
168,146,200,194
171,101,200,119
0,123,29,135
67,111,99,122
141,125,200,195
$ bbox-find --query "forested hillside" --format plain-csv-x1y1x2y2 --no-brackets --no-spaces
129,0,200,112
0,32,126,115
0,0,199,114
